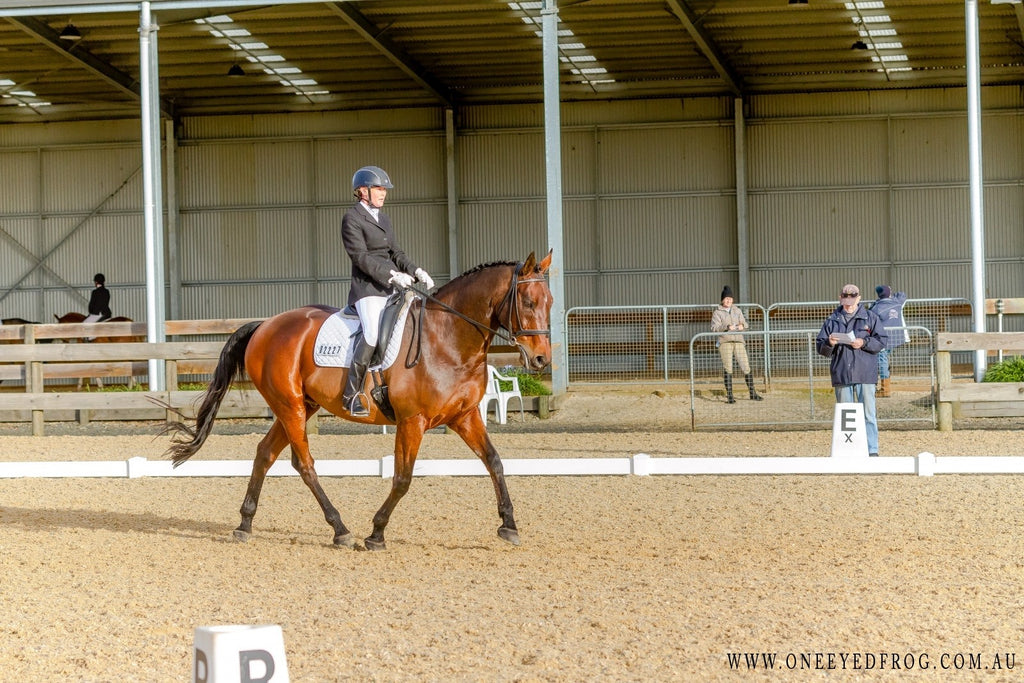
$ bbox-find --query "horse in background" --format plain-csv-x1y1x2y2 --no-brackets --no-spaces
54,311,143,390
0,318,47,384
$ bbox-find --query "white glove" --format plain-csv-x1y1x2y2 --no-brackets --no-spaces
414,268,435,290
388,270,414,289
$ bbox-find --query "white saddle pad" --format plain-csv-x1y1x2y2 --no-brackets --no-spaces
312,295,415,370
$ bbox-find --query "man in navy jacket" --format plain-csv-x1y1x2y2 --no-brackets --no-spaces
816,284,887,456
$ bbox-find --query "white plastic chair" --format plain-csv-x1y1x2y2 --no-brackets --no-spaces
478,365,525,424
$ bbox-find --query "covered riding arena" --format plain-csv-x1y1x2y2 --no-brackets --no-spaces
2,1,1024,680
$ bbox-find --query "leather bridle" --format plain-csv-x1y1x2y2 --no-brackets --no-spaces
403,261,551,367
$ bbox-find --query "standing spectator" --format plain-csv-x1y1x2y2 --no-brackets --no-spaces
816,284,887,456
711,285,762,404
84,273,111,323
870,285,908,397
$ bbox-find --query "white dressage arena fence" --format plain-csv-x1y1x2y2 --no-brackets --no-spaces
3,453,1024,479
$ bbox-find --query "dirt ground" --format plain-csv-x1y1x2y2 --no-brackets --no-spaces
1,389,1023,681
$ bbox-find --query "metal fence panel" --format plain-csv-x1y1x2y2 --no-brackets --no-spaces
687,327,935,431
565,302,941,430
565,304,766,383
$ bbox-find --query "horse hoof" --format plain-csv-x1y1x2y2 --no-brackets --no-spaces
498,527,520,546
232,529,250,543
364,537,387,551
333,533,357,549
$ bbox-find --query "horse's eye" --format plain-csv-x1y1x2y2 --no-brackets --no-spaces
522,296,535,310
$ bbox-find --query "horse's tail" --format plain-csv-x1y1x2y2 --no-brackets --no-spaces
161,321,262,467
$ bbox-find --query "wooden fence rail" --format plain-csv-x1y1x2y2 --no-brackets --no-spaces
1,318,265,435
1,318,528,435
935,332,1024,431
0,317,260,342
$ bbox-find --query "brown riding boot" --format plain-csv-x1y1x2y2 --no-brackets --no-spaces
877,377,891,398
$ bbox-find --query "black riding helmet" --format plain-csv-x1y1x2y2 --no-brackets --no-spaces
351,166,393,198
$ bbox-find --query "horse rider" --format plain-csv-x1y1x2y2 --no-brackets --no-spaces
341,165,434,417
84,273,112,323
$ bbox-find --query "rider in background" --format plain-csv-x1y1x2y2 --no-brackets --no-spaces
341,165,434,417
84,273,111,323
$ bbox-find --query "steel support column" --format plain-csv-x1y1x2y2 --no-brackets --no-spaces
965,0,987,380
140,1,166,388
542,0,566,395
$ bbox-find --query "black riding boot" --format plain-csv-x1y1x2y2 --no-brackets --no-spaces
745,373,763,401
343,338,375,417
724,372,735,404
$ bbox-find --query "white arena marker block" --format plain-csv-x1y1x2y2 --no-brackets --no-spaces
193,625,289,683
831,402,868,459
916,452,936,477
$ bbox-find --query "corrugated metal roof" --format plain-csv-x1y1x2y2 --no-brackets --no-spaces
0,1,1021,123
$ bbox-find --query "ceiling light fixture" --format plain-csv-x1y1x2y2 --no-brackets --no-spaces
59,23,82,41
227,64,245,77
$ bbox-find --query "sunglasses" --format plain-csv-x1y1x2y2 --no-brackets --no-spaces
840,292,859,298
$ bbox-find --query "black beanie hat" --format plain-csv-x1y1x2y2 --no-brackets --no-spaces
721,285,733,301
875,284,891,298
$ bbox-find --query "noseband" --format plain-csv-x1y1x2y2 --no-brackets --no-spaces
496,261,551,343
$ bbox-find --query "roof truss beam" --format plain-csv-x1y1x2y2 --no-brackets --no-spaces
1010,2,1024,44
664,0,743,97
7,16,176,119
325,1,454,108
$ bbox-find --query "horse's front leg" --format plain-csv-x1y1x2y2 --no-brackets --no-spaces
448,410,519,546
365,415,427,551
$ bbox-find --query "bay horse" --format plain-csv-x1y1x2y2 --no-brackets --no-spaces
54,312,143,389
162,250,553,550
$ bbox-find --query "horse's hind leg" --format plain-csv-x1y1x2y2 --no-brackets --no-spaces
448,411,520,546
234,419,287,542
238,402,355,548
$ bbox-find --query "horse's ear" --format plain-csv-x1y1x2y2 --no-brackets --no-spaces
522,251,537,274
538,248,553,274
53,314,59,321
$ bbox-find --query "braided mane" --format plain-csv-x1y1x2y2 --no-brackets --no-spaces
456,260,518,279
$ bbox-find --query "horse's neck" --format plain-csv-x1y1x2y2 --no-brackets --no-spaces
430,275,504,359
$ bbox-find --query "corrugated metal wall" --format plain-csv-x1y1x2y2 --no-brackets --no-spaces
0,88,1022,325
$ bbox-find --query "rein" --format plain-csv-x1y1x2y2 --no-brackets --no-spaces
403,262,550,368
